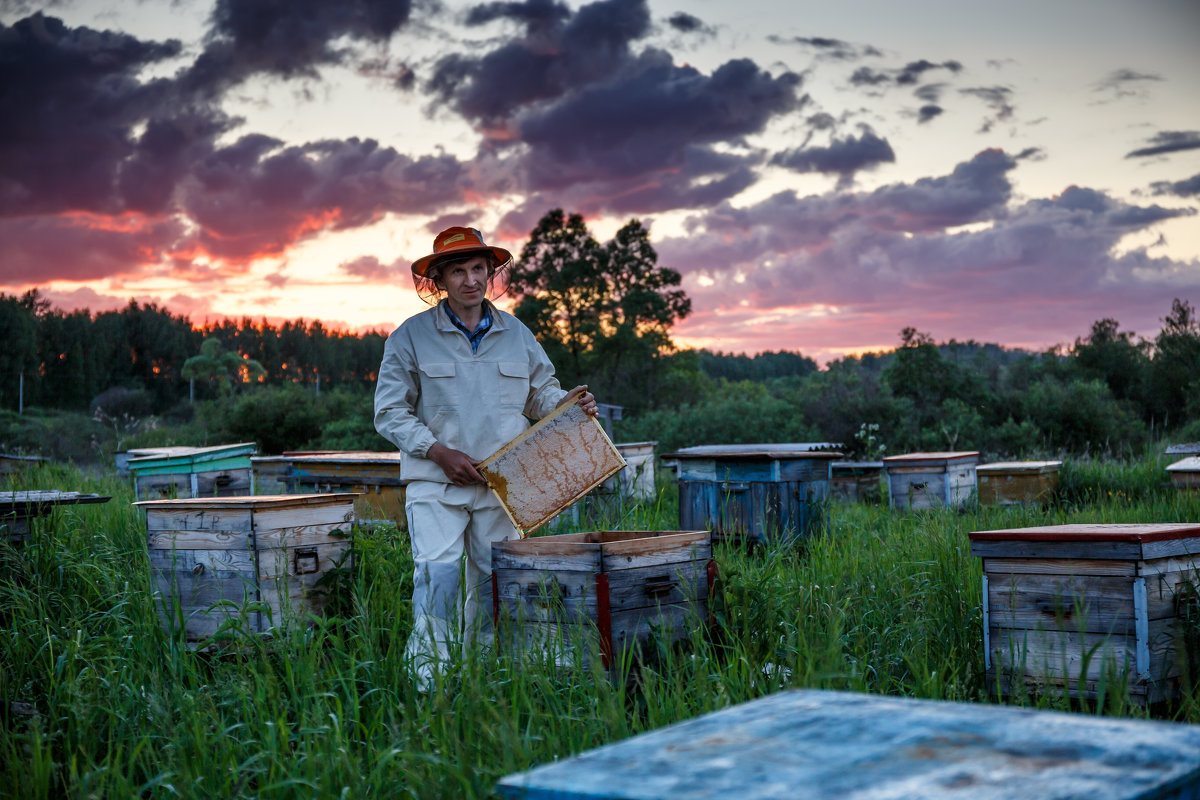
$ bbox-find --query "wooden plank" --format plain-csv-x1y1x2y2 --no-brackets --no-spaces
251,521,352,548
970,540,1143,560
988,618,1179,685
153,570,261,638
1142,537,1200,561
255,540,352,581
477,402,627,537
144,508,254,533
492,545,602,573
1138,556,1200,576
249,502,356,534
136,474,191,501
148,530,252,550
888,471,947,510
495,689,1200,800
982,558,1136,577
969,523,1200,543
194,468,253,497
986,573,1135,635
148,548,256,576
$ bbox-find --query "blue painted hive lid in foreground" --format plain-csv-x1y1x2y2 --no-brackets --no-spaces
496,689,1200,800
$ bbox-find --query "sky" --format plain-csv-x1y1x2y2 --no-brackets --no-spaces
1,0,1198,364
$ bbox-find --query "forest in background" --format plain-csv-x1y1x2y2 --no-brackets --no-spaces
1,209,1198,463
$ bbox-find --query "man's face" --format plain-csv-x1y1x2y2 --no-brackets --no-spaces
441,255,490,313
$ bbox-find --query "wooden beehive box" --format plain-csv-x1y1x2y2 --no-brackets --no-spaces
969,522,1200,704
129,443,256,500
137,494,355,643
0,491,111,546
1166,457,1200,491
252,451,406,522
882,451,978,510
478,403,626,537
611,441,657,499
491,530,712,669
665,444,840,544
496,689,1200,799
977,460,1062,505
0,454,48,475
830,461,883,503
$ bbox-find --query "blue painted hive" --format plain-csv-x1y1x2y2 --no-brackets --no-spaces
497,689,1200,800
664,443,840,544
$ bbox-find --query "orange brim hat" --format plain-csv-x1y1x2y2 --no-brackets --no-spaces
411,226,513,278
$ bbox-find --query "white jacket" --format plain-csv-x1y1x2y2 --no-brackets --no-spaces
374,300,567,483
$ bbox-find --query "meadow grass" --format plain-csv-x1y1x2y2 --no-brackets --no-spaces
1,456,1198,799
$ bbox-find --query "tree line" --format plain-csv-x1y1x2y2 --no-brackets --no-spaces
2,207,1198,461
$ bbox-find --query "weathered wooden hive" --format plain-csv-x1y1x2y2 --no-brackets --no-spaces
882,451,978,510
665,443,840,544
491,530,712,669
0,491,111,546
976,460,1062,505
251,451,406,522
1166,457,1200,491
496,689,1200,800
0,454,48,475
128,442,256,500
969,522,1200,704
611,442,657,499
830,461,884,503
138,494,355,643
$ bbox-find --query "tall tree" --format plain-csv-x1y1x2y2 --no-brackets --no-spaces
1071,317,1149,408
1148,297,1200,426
182,337,266,396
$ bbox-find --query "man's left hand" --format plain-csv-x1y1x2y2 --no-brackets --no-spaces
559,384,599,417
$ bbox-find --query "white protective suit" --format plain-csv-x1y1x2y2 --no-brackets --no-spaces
374,299,566,677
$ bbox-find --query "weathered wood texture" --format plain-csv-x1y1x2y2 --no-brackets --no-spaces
883,451,978,510
970,523,1200,703
478,403,627,537
977,460,1062,505
1167,457,1200,490
0,491,111,545
251,452,406,522
830,462,883,504
129,443,256,500
139,494,355,642
496,689,1200,800
492,530,712,669
665,444,839,544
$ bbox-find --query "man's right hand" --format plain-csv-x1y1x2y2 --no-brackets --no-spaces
427,443,486,486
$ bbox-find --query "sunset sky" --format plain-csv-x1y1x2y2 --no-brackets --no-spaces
2,0,1198,363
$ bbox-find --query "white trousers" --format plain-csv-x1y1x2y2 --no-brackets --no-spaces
404,480,517,679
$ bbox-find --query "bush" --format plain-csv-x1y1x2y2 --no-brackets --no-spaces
198,384,326,454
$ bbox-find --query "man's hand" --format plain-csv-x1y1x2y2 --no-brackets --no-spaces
558,384,599,417
427,443,486,486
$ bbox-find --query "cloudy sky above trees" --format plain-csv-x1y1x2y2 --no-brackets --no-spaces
2,0,1198,362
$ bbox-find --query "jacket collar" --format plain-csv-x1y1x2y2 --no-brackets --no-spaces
434,299,507,333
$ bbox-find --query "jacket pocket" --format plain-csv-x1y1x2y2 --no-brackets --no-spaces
419,362,457,407
496,361,530,406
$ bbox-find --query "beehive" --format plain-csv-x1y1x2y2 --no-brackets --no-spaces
882,451,978,510
611,441,657,499
251,451,406,522
977,460,1062,505
129,443,256,500
496,689,1200,799
969,523,1200,703
830,461,884,503
1166,457,1200,491
491,530,712,669
138,494,355,642
0,454,47,475
665,444,839,544
0,491,111,546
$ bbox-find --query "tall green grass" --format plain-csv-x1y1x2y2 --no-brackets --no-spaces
1,456,1198,799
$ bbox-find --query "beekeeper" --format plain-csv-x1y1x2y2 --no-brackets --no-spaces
374,225,597,684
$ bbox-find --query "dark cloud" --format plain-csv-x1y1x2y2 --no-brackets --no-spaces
1151,173,1200,197
466,0,571,30
338,255,406,280
426,210,486,233
849,59,960,89
428,0,653,128
1126,131,1200,158
657,151,1197,341
917,105,943,124
666,12,714,36
771,130,896,187
0,13,190,217
183,0,414,96
768,35,881,61
182,137,468,260
1092,68,1163,102
959,85,1014,132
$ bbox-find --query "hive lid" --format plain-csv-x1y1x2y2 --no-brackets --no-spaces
664,443,843,460
1166,456,1200,472
883,451,979,464
0,491,111,513
127,442,257,468
976,460,1063,473
133,493,359,510
968,522,1200,543
252,451,404,465
1165,441,1200,456
477,403,626,537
